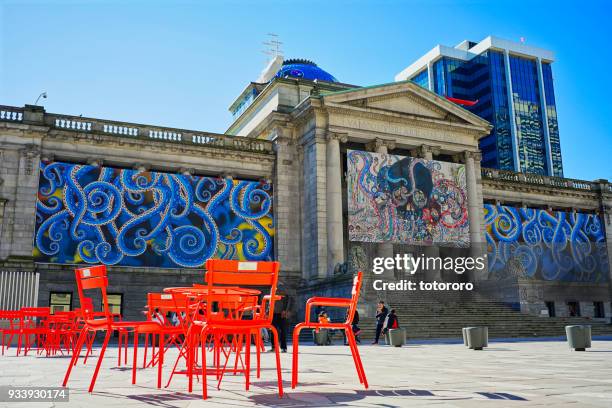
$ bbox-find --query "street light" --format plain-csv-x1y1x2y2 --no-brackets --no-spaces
34,92,47,105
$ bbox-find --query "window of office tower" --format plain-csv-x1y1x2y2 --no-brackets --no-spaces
410,69,428,89
472,50,514,171
509,55,548,175
542,62,564,177
432,58,470,99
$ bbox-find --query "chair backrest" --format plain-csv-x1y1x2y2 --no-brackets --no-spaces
345,271,363,325
20,307,50,326
204,259,280,323
74,265,110,321
205,260,279,286
147,292,189,323
0,310,22,324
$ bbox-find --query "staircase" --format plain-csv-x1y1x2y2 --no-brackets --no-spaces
352,289,612,340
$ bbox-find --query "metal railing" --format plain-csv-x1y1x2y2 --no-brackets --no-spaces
0,271,40,310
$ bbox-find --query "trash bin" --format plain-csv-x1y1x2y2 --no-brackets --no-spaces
313,329,330,345
565,325,591,351
387,328,406,347
465,327,488,350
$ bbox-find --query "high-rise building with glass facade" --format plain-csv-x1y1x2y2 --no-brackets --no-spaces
396,36,563,177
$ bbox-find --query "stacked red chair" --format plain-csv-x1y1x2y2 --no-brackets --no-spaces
0,310,23,355
62,265,166,392
20,307,51,356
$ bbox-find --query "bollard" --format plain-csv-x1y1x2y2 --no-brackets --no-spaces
462,327,471,347
465,327,488,350
313,329,330,345
565,325,591,351
387,328,406,347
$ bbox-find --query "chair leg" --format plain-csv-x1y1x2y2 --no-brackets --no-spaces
117,331,122,366
346,328,368,389
89,330,111,393
344,327,364,384
83,332,95,365
291,324,303,389
157,333,164,389
187,327,194,393
245,332,250,391
143,333,148,368
132,332,139,385
62,328,87,387
269,326,283,398
255,330,261,378
200,328,208,400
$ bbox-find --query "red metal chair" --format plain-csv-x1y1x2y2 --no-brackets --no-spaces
46,311,79,356
193,259,283,399
291,271,367,389
20,307,51,356
137,293,187,380
0,310,23,355
61,265,164,392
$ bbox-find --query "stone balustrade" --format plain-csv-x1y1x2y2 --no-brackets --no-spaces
481,167,601,192
0,105,23,122
0,104,273,154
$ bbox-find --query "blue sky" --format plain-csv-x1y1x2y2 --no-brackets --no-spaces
1,0,610,181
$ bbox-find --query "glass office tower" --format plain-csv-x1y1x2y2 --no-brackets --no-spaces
396,36,563,177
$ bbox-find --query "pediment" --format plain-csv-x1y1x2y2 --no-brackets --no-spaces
347,92,447,119
322,81,491,130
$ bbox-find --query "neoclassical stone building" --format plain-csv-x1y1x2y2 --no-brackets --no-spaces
1,59,611,337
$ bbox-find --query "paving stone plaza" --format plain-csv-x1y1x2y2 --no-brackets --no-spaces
1,340,612,407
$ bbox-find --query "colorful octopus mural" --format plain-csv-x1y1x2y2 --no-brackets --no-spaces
484,204,608,282
33,161,274,268
347,150,469,245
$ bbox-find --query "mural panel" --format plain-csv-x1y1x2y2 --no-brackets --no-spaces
34,161,274,268
347,150,469,246
484,204,608,282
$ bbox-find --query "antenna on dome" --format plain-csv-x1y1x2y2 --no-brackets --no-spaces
262,33,283,63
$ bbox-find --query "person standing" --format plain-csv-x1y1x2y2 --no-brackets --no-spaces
271,291,293,353
372,301,388,344
343,308,361,345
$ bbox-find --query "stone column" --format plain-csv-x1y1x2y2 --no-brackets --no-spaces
326,132,347,275
367,138,396,279
6,143,42,258
0,197,7,249
272,127,301,282
464,151,485,263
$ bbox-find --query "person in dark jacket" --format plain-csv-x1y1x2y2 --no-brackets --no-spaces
343,309,361,345
383,309,399,334
270,291,294,353
372,301,388,344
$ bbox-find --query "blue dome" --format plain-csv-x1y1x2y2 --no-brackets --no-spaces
275,59,338,82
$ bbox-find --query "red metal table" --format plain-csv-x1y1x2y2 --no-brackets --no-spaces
162,285,262,389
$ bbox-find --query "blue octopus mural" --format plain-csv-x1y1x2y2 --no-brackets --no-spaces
484,204,608,282
34,161,274,268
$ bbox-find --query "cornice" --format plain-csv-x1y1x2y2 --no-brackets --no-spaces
482,179,599,201
41,130,275,162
